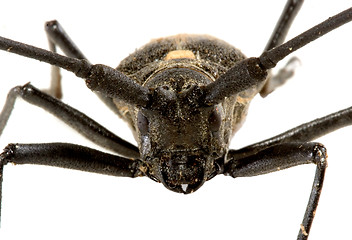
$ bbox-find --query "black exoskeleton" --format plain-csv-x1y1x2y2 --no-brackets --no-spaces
0,1,352,239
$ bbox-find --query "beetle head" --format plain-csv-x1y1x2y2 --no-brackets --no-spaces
135,67,229,193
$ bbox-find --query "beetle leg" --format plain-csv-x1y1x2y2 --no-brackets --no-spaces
230,106,352,160
45,20,87,60
0,142,145,225
260,56,300,97
44,20,88,99
224,142,327,240
264,0,304,51
44,20,125,115
0,83,140,159
261,0,304,97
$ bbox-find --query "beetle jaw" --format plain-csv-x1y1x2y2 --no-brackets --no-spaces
145,153,220,194
160,161,205,194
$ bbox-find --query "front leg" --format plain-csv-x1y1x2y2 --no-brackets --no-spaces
224,142,327,240
0,142,145,225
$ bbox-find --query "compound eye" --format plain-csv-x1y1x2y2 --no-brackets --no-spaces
137,111,149,136
208,106,222,132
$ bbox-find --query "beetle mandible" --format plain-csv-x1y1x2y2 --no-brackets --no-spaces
0,1,352,239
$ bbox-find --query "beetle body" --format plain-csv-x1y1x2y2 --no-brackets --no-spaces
1,2,352,238
113,34,265,193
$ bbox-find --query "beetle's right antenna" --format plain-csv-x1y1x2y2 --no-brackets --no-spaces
203,7,352,105
0,37,150,107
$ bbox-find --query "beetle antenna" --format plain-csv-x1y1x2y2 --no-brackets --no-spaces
260,7,352,69
203,57,268,105
0,36,150,107
204,7,352,105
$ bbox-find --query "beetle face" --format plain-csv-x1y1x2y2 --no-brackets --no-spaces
138,107,224,193
135,67,229,193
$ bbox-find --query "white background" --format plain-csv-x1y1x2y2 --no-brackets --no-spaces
0,0,351,239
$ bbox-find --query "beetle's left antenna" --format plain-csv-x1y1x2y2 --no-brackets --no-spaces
0,36,150,107
203,7,352,105
260,7,352,69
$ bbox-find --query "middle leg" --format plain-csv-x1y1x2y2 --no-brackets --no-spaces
229,105,352,160
0,83,140,158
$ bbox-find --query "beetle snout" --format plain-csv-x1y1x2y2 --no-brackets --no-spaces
159,154,207,194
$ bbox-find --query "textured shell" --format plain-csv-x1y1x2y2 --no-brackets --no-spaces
114,34,263,138
117,34,245,83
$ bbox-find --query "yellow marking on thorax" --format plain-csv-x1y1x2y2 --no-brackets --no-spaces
164,50,196,60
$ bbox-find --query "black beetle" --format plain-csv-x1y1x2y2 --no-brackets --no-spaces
0,1,351,240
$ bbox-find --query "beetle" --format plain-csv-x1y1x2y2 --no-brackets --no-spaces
0,0,350,240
